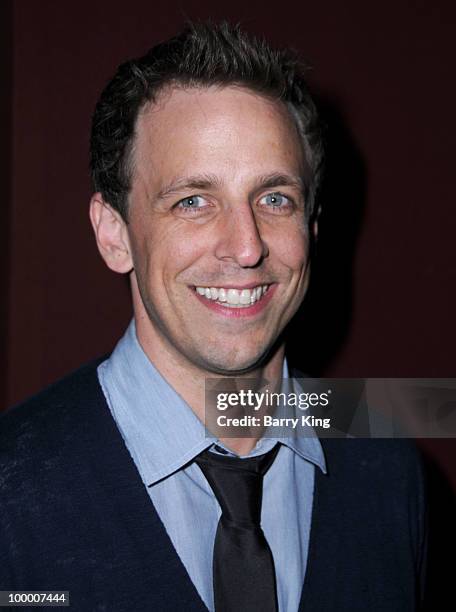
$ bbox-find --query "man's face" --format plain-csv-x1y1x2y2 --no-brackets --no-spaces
126,85,312,374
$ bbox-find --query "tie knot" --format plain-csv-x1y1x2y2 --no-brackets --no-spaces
195,444,279,526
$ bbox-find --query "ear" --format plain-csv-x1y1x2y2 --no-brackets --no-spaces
89,193,133,273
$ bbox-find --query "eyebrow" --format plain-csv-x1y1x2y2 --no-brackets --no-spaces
155,172,305,201
156,174,222,200
253,172,305,194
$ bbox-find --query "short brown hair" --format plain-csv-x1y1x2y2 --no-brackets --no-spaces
90,21,324,221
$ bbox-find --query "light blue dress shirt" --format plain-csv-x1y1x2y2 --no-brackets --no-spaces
98,321,326,612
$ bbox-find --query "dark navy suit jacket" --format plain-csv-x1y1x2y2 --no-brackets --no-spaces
0,361,427,611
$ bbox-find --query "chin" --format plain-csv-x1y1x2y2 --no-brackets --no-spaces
194,344,273,376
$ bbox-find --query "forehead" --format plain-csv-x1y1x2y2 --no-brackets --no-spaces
132,85,305,189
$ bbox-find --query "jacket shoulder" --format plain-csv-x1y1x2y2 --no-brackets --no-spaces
0,358,107,458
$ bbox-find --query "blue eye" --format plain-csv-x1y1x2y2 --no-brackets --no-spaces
178,195,205,209
261,193,290,207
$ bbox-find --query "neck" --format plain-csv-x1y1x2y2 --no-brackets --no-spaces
134,314,285,456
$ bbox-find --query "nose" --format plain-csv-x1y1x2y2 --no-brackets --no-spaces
214,204,269,267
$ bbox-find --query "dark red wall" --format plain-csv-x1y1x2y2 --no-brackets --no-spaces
2,2,456,604
2,7,456,426
7,3,456,378
4,3,456,450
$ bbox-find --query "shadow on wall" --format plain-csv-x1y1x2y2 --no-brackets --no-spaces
286,95,367,375
283,97,456,607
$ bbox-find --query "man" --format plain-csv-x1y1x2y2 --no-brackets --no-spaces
0,22,426,611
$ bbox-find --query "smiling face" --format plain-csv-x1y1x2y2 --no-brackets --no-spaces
122,86,313,375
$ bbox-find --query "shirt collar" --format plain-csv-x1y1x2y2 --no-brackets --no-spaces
267,369,327,474
99,320,326,486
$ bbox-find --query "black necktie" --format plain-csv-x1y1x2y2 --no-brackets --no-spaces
195,444,280,612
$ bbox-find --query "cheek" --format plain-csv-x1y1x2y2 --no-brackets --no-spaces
272,226,310,272
142,223,211,283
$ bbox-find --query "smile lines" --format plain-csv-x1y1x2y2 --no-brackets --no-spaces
195,285,270,307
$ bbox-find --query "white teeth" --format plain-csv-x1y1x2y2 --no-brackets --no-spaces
195,284,270,307
240,289,251,305
227,289,240,304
